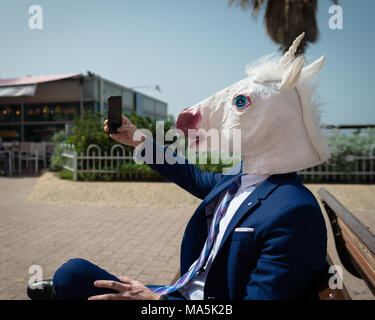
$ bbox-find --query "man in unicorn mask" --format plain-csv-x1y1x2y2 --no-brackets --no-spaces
28,33,329,300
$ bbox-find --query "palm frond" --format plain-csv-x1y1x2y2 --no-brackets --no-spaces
229,0,339,53
228,0,264,17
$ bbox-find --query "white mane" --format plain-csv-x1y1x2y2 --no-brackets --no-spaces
245,54,283,82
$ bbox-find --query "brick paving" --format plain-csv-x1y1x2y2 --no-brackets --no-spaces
0,174,374,300
0,175,192,300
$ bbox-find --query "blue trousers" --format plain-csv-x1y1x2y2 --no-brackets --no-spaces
53,258,183,300
53,258,121,300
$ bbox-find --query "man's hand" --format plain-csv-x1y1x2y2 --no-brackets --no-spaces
88,276,161,300
104,116,145,148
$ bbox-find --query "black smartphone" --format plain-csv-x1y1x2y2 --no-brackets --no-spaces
107,96,122,134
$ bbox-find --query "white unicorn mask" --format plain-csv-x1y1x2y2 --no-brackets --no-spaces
175,33,330,175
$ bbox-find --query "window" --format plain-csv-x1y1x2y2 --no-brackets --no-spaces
155,102,167,117
24,103,79,121
0,125,21,141
142,97,155,114
24,124,65,142
0,105,21,123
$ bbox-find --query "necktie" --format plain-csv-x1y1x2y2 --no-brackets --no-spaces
151,175,242,295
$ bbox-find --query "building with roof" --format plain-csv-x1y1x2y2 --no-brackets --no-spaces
0,72,167,141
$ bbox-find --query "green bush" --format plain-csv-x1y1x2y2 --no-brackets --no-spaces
58,169,73,180
56,110,176,181
116,162,166,180
56,112,375,182
67,111,117,155
67,111,176,155
327,128,375,156
326,128,375,172
77,170,113,182
50,130,69,171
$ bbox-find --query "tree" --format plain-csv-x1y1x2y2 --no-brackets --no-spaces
228,0,338,54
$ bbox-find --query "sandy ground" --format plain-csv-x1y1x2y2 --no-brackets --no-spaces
25,172,375,300
26,172,202,209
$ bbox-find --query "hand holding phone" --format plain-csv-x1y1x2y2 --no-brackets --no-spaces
104,98,146,147
107,96,123,134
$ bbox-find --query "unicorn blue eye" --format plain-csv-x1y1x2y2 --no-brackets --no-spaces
233,95,252,109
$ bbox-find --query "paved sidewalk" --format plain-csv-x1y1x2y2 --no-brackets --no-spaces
1,173,374,300
0,175,192,300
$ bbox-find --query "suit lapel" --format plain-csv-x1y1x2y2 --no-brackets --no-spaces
202,169,298,255
217,175,283,253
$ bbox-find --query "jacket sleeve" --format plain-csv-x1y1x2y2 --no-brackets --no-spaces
244,205,327,300
134,137,223,200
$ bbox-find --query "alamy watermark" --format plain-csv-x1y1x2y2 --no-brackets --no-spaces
28,265,44,289
132,123,242,174
329,5,343,30
328,264,343,290
27,5,343,33
28,5,43,30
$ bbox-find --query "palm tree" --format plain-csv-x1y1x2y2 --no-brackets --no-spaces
228,0,338,54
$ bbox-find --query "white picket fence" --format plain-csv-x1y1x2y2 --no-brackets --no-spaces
299,144,375,182
62,144,375,182
62,144,134,181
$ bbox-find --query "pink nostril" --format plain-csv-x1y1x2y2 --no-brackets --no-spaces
175,109,201,136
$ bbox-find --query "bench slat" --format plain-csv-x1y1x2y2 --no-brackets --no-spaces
318,188,375,254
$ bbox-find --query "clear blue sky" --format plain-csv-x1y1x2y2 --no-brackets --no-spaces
0,0,374,125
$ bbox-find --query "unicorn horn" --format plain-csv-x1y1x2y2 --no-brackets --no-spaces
279,32,305,67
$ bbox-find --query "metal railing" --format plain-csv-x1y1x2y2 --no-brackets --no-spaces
62,144,375,182
62,144,134,181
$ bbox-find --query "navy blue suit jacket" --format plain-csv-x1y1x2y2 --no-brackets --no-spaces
142,139,327,300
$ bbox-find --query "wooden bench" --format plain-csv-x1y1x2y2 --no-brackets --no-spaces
318,188,375,300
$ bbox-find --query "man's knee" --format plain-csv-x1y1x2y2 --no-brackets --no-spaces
53,258,94,299
53,258,119,300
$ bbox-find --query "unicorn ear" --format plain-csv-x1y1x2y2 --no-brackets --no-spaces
279,56,305,91
302,56,325,80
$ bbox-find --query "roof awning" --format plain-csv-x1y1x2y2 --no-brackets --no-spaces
0,73,81,87
0,84,36,97
0,73,82,97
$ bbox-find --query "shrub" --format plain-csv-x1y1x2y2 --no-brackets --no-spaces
327,128,375,156
116,162,166,181
50,130,69,171
326,128,375,172
67,111,176,156
67,111,117,155
58,169,73,180
57,110,176,181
